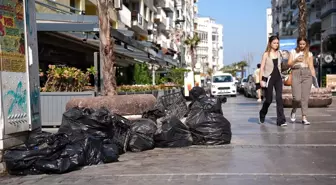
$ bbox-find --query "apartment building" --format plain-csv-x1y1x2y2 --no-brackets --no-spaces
271,0,335,54
271,0,336,84
266,8,273,42
195,17,223,73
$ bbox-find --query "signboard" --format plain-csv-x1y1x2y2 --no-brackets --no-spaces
326,74,336,92
279,38,297,51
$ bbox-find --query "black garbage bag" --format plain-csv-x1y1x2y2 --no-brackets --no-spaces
25,131,53,149
186,87,232,145
34,135,119,174
128,119,157,152
154,116,193,148
4,133,71,175
142,107,166,122
59,107,131,154
58,107,113,138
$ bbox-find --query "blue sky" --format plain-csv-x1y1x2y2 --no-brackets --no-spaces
197,0,271,72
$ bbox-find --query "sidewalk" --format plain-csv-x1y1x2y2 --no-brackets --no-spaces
1,95,336,185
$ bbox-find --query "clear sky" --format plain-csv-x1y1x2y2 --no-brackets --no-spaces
197,0,271,73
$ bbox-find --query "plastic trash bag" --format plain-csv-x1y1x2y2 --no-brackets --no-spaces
154,116,193,148
128,118,157,152
186,87,232,145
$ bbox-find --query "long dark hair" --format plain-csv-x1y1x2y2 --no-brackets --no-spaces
265,35,279,56
295,37,310,61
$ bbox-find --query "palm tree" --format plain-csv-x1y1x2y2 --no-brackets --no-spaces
220,65,238,76
207,68,214,77
97,0,117,96
298,0,307,38
236,61,248,79
184,34,200,83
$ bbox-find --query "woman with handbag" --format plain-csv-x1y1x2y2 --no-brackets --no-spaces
288,37,316,125
259,36,287,127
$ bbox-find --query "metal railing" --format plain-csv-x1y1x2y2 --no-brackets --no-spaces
35,0,84,15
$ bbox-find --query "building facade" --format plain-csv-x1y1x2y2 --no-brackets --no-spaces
194,17,223,73
271,0,336,85
266,8,273,42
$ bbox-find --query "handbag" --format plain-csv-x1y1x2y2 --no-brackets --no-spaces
284,72,292,86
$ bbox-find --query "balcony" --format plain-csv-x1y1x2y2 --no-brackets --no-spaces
165,17,174,30
131,11,148,35
117,4,131,28
154,8,167,28
156,0,174,13
321,0,336,17
308,11,321,28
325,27,336,37
286,20,296,30
310,33,321,46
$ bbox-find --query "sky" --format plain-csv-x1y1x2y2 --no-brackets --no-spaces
197,0,271,73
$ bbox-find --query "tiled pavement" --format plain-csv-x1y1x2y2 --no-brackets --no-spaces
2,95,336,185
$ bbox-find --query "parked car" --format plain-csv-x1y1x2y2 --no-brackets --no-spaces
237,78,248,93
210,72,237,97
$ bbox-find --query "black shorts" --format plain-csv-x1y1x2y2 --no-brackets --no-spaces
256,83,261,90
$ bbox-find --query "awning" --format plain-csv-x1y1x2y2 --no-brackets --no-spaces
114,44,150,63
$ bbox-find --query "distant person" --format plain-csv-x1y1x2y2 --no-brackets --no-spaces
254,64,262,102
287,37,316,125
259,36,287,127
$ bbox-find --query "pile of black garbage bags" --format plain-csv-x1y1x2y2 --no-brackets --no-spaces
4,87,231,175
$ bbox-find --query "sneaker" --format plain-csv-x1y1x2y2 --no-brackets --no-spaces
257,99,262,102
290,112,296,122
302,119,311,125
279,122,288,127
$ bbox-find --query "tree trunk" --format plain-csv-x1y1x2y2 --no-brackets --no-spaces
97,0,117,96
241,67,244,79
298,0,307,38
191,47,196,85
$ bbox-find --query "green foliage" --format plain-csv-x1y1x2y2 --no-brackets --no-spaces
41,65,96,92
134,63,151,85
166,67,190,86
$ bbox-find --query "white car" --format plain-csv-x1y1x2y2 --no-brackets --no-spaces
211,73,237,97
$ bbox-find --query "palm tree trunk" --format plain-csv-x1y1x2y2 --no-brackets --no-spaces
241,67,244,79
97,0,117,96
298,0,307,38
191,48,196,85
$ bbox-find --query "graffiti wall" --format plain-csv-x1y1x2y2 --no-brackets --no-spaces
0,0,29,134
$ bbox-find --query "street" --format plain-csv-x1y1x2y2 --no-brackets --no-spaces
2,95,336,185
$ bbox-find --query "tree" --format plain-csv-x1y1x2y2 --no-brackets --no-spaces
220,65,238,76
184,34,200,83
236,61,248,79
207,68,214,77
298,0,307,38
97,0,117,96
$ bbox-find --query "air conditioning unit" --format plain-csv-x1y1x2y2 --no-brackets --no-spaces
114,0,123,10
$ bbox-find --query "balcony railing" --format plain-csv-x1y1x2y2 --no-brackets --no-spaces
35,0,84,14
118,4,131,28
310,33,321,46
308,11,321,27
321,0,336,16
325,27,336,36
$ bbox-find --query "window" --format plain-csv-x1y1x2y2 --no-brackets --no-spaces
213,75,233,83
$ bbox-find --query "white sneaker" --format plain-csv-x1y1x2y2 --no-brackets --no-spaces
290,112,296,122
302,119,311,125
257,99,262,102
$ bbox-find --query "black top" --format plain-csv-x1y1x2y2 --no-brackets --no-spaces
271,58,281,79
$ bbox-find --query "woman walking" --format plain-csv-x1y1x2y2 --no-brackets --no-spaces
288,37,316,125
259,36,287,127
